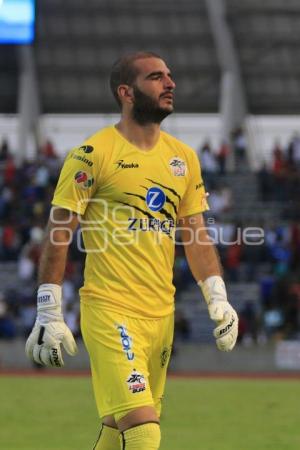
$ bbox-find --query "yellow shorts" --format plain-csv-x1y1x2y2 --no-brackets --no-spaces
80,303,174,419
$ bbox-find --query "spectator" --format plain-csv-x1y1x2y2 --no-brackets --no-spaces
199,140,218,188
4,155,16,185
18,226,44,281
0,293,17,339
232,126,247,170
217,140,230,175
41,139,57,159
289,134,300,169
1,221,20,260
225,241,242,282
239,301,259,344
208,186,232,217
0,138,10,161
271,141,285,175
174,309,191,342
257,162,272,201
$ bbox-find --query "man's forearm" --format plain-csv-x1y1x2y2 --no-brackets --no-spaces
38,237,69,285
180,214,223,283
38,208,79,286
180,214,238,352
184,240,223,283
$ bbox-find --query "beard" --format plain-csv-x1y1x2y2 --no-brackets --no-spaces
132,85,173,125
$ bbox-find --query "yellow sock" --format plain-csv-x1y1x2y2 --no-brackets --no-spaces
93,424,120,450
120,423,161,450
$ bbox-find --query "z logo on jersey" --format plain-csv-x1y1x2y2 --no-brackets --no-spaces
146,187,166,212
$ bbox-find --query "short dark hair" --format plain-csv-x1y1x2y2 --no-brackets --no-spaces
110,51,162,107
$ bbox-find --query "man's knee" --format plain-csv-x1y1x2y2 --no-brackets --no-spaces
120,423,161,450
154,399,162,419
115,406,161,450
114,405,159,432
93,423,119,450
102,415,117,429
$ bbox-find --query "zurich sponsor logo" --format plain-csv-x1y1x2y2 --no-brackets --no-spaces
146,187,166,212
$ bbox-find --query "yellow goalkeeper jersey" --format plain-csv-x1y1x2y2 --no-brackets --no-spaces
52,125,208,318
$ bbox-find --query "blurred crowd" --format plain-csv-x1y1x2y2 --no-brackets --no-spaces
197,126,248,177
0,138,84,341
0,133,299,347
258,135,300,219
175,131,300,344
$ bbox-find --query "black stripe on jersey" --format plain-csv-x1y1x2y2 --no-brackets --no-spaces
119,201,156,220
124,192,147,203
146,178,182,201
165,196,178,215
157,207,174,222
124,192,175,222
140,185,178,216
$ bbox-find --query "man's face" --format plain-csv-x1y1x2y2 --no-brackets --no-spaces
130,57,176,125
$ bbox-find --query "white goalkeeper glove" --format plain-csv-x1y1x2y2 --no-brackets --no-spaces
25,284,78,367
198,276,238,351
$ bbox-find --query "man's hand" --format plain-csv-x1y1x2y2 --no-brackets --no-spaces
25,284,77,367
198,276,238,351
207,299,238,351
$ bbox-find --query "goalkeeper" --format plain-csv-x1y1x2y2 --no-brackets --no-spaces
25,51,238,450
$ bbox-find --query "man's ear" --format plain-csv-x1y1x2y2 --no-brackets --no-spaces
117,85,134,105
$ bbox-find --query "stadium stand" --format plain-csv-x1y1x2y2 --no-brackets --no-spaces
35,0,220,112
0,46,18,114
226,0,300,113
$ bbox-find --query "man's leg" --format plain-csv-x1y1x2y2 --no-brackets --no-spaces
81,307,159,450
116,406,161,450
149,313,174,419
114,314,174,450
93,416,120,450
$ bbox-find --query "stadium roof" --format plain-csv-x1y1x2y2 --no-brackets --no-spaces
1,0,300,114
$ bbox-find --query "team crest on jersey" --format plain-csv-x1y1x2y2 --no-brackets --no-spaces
160,346,172,368
74,171,94,190
169,157,187,176
126,369,146,393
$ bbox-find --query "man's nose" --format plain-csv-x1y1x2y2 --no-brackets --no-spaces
165,77,176,90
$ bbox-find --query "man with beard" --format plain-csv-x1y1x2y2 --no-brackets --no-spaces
25,52,238,450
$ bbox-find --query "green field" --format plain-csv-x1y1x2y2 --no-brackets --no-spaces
1,375,300,450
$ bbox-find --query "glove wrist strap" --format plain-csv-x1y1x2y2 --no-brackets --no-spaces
197,275,228,305
37,283,62,312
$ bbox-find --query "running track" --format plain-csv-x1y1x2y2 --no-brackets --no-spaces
1,369,300,380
